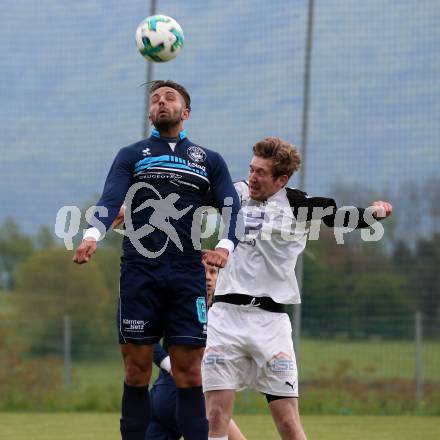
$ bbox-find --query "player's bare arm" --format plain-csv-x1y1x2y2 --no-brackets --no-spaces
111,204,126,229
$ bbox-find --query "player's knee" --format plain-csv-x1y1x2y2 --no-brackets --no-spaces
172,361,202,387
207,402,230,432
276,416,304,440
124,362,152,386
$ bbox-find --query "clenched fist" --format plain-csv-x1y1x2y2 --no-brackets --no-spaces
73,239,97,264
371,201,393,219
202,248,229,269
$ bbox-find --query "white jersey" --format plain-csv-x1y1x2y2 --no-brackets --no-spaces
215,182,309,304
214,181,372,304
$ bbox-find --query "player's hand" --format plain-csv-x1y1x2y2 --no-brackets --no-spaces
371,201,393,219
73,239,97,264
111,204,126,229
202,248,229,268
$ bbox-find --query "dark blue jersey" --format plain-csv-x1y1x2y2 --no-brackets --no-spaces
90,129,241,260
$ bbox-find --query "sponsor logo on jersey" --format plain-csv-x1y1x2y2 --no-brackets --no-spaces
188,162,206,172
187,146,207,163
239,237,256,247
142,171,182,180
142,148,151,156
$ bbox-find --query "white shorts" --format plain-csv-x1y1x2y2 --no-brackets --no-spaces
202,302,298,397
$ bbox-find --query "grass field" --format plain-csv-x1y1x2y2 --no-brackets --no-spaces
0,413,439,440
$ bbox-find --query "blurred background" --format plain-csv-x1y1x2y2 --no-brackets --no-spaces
0,0,439,415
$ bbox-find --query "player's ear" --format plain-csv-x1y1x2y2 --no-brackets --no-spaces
278,174,289,188
181,108,190,121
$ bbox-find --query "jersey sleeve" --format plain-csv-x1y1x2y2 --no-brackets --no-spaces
286,188,379,229
209,152,243,248
87,147,134,233
233,180,248,203
153,342,169,368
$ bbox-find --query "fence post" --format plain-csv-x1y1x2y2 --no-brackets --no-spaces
415,311,423,404
64,314,72,389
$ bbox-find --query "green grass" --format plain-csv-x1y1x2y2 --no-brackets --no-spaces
0,413,439,440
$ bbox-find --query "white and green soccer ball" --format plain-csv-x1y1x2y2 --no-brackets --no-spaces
135,15,184,62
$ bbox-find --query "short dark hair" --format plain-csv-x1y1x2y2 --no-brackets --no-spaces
252,137,301,179
149,80,191,111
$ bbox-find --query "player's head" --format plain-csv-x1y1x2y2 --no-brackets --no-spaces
148,80,191,132
203,259,218,307
249,137,301,201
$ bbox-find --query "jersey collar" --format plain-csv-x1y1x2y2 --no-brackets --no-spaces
151,128,187,140
267,187,287,203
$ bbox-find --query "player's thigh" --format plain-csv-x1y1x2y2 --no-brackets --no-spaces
251,312,298,397
202,304,255,391
118,259,165,344
164,260,207,347
168,345,205,387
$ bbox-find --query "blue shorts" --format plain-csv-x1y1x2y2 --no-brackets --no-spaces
117,258,207,347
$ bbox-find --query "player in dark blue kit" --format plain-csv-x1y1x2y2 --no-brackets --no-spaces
73,80,242,440
147,342,181,440
145,261,247,440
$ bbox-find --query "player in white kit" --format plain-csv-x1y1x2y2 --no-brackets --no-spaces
202,137,392,440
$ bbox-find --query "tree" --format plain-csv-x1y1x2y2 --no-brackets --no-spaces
424,176,440,233
348,273,414,338
393,234,440,335
0,218,34,290
35,225,57,250
14,248,115,356
302,229,413,338
413,234,440,333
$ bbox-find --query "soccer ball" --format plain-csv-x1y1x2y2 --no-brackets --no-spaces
135,15,184,62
